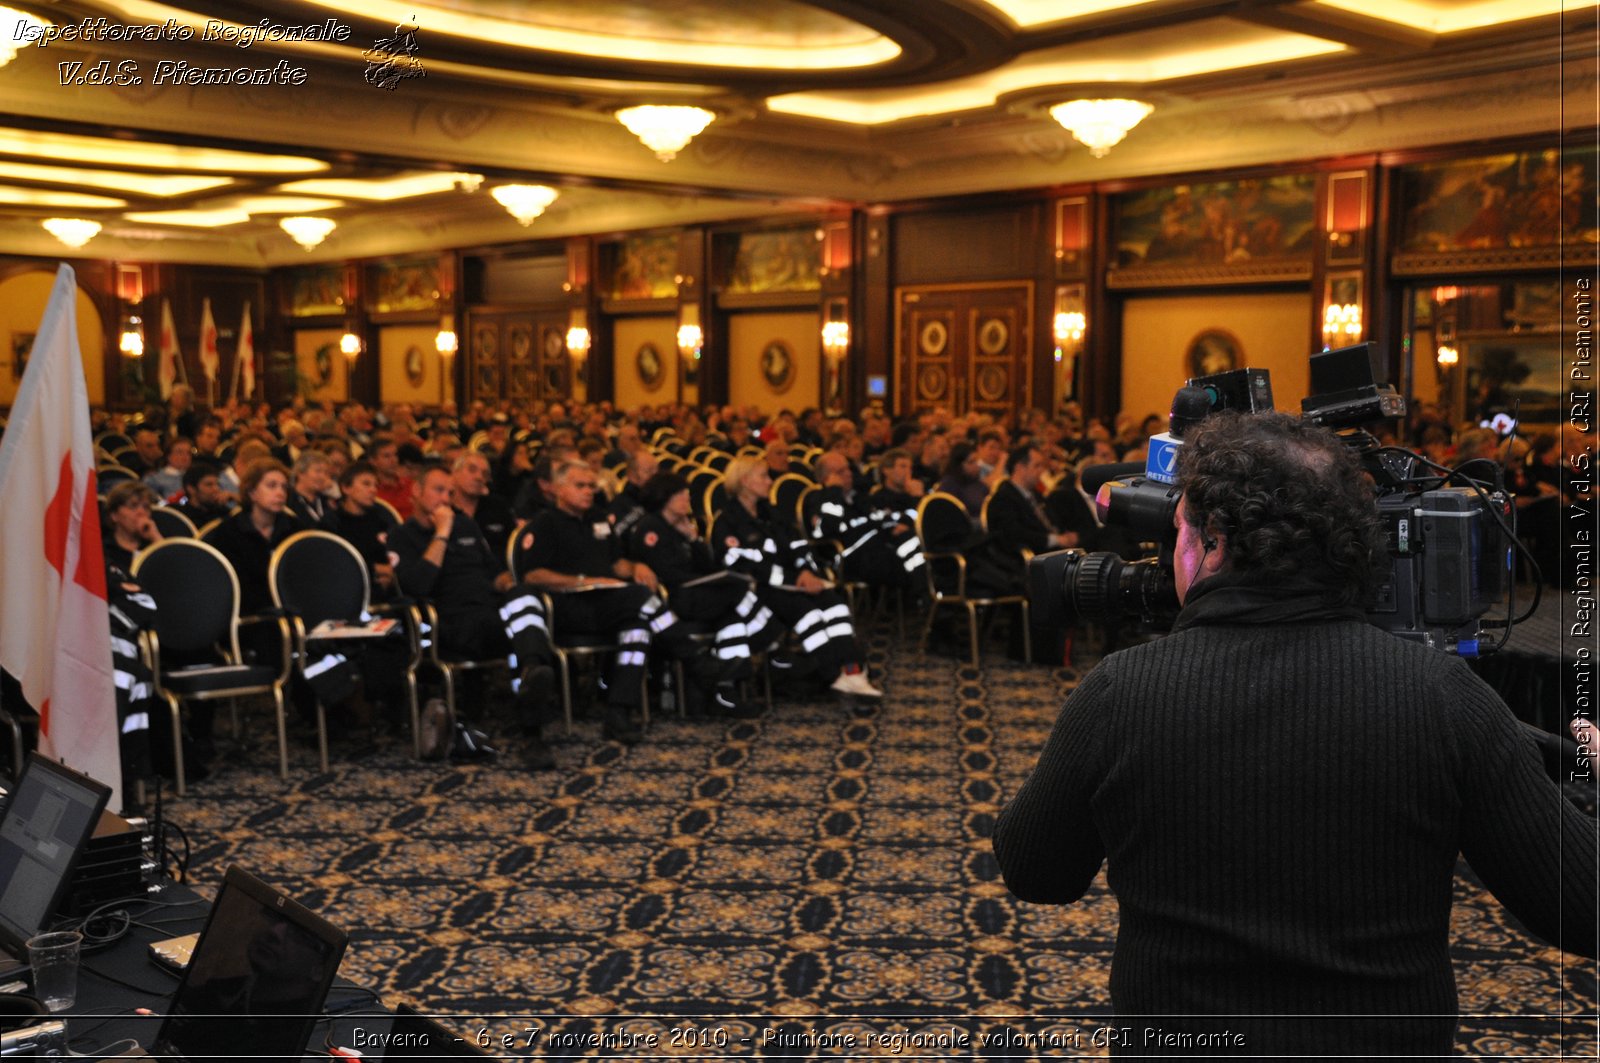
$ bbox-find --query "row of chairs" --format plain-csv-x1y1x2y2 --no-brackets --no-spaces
126,521,670,790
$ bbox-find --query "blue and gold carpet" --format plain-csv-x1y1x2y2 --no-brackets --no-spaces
167,630,1597,1059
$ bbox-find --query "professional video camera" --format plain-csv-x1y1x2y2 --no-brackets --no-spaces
1028,342,1522,655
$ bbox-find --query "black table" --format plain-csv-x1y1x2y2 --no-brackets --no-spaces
49,877,387,1059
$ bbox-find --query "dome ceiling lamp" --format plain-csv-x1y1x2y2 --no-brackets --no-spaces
0,6,48,67
490,184,558,225
41,217,101,248
1049,98,1153,158
279,215,337,250
615,105,715,162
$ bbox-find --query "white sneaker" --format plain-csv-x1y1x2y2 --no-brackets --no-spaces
831,671,884,699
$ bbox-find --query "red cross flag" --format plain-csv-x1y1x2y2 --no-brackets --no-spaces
198,296,219,389
237,300,256,401
157,296,183,399
0,265,121,801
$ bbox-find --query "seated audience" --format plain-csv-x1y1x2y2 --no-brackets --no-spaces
143,436,193,499
936,442,991,517
328,461,398,597
813,452,924,594
717,456,882,700
515,461,743,742
451,451,516,564
288,451,335,527
389,466,558,768
174,462,232,526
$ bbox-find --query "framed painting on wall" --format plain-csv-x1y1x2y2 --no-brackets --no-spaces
404,345,425,386
1186,329,1242,379
761,340,794,393
636,342,664,391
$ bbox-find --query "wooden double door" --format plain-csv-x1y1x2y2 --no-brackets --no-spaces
465,309,570,405
898,282,1033,417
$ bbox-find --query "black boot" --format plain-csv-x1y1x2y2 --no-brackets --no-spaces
603,706,643,745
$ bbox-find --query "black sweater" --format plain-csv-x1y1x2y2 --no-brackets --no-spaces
992,577,1597,1057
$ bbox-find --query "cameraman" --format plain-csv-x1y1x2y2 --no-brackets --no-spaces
992,410,1596,1057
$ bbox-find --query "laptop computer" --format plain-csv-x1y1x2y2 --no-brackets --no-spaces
0,754,113,979
145,865,348,1063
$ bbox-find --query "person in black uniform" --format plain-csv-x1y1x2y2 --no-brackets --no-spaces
101,481,160,792
626,472,764,718
606,449,659,546
812,451,924,594
390,466,558,768
328,460,398,598
716,456,882,700
872,447,924,520
450,451,516,565
513,461,738,742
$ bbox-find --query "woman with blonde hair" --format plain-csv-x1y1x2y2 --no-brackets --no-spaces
715,456,882,700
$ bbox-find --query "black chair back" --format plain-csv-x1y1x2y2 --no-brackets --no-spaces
270,531,369,627
95,466,139,490
769,473,810,526
700,480,727,524
150,507,197,539
917,492,972,553
95,432,131,451
703,451,731,472
687,467,720,502
797,485,823,535
131,539,240,656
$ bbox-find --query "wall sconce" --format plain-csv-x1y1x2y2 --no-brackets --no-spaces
435,314,458,356
1321,303,1362,348
1053,310,1085,362
1436,344,1459,367
676,306,703,362
119,315,145,358
340,328,362,362
566,308,591,364
821,320,850,363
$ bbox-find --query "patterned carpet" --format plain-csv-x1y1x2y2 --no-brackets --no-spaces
164,622,1597,1059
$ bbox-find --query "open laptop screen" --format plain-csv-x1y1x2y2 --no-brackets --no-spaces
154,866,347,1063
0,755,112,956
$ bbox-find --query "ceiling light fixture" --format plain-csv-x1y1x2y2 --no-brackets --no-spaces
1049,98,1153,157
280,215,336,250
490,184,558,226
0,6,47,68
615,105,715,161
41,218,101,248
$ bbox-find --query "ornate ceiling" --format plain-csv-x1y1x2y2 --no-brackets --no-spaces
0,0,1591,265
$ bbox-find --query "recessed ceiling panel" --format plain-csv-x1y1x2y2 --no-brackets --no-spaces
123,208,253,227
769,20,1346,124
1316,0,1593,33
302,0,900,69
0,185,126,208
0,161,230,197
975,0,1162,29
0,128,326,173
277,173,483,200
